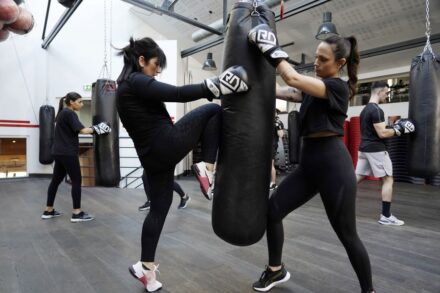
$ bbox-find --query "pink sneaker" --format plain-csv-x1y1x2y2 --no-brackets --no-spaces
192,162,214,200
129,261,162,292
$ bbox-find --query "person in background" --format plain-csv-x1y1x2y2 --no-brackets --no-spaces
139,170,190,211
355,81,415,226
41,92,111,223
270,108,284,190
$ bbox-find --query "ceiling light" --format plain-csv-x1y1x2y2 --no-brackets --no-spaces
202,52,217,71
315,12,338,40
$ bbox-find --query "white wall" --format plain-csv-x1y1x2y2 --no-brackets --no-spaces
0,1,210,176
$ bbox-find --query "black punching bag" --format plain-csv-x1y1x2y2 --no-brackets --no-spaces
288,110,301,164
212,2,276,246
408,50,440,177
39,105,55,164
92,79,120,186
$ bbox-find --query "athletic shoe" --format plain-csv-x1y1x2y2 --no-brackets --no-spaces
139,201,151,211
269,183,277,190
129,261,162,292
41,210,62,219
192,161,214,200
70,211,94,223
378,214,404,226
178,194,191,209
253,264,291,292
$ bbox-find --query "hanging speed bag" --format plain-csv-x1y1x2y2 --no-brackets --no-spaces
408,51,440,177
39,105,55,164
92,79,121,186
212,1,276,246
288,110,301,164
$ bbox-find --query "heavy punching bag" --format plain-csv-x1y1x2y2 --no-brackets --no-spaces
212,1,276,246
39,105,55,164
288,110,301,164
408,48,440,177
92,79,120,186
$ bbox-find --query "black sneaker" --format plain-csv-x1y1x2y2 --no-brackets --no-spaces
139,201,151,211
41,210,62,219
178,194,191,209
253,264,290,292
71,211,94,223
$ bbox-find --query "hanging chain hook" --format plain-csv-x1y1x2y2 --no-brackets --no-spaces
251,0,260,17
99,0,110,79
422,0,434,56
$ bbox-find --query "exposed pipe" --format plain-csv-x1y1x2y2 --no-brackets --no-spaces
41,0,51,40
183,0,329,57
122,0,223,36
41,0,83,49
192,0,293,42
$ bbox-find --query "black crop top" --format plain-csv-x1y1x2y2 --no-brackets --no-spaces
116,72,210,157
299,78,349,137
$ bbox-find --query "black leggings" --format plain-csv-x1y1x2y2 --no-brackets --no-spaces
46,155,82,209
142,170,185,199
267,136,373,292
140,103,221,261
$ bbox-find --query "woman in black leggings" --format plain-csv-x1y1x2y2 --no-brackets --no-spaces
116,37,248,292
41,92,111,223
248,24,375,293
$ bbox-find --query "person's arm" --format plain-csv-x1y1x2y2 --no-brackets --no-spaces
79,127,94,134
373,122,395,139
277,61,328,99
276,84,302,102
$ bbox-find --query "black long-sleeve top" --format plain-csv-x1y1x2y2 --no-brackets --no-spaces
116,72,210,157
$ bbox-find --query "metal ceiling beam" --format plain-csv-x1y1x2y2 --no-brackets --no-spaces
123,0,223,36
182,0,329,58
294,33,440,72
41,0,83,49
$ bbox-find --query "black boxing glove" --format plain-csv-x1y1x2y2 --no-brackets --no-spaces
393,119,415,136
248,23,289,67
203,65,249,101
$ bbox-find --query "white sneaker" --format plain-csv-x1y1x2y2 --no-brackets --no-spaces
378,214,404,226
129,261,162,292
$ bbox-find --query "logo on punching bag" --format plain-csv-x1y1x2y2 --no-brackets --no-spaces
257,30,276,45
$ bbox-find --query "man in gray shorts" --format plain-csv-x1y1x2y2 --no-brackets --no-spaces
356,81,415,226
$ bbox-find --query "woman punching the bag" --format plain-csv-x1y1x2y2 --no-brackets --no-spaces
248,25,375,292
41,92,111,223
115,37,248,292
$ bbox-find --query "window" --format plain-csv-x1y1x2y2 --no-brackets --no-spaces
0,138,27,178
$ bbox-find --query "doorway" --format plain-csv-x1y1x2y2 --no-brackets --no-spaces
0,138,27,178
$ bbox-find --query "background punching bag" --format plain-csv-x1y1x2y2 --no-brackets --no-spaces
212,1,276,246
288,110,301,164
39,105,55,164
92,79,120,186
408,50,440,177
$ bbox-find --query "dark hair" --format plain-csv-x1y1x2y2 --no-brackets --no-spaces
370,81,389,89
116,37,167,84
56,92,82,121
324,35,360,100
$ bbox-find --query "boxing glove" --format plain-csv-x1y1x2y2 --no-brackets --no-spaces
393,119,415,136
203,65,249,100
92,122,112,135
248,23,289,67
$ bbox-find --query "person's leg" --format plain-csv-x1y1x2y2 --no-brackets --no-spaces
318,140,374,292
42,156,66,219
140,169,174,264
253,165,317,291
139,170,151,211
46,156,67,208
173,181,185,198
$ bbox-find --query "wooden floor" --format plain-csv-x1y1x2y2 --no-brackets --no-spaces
0,175,439,293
